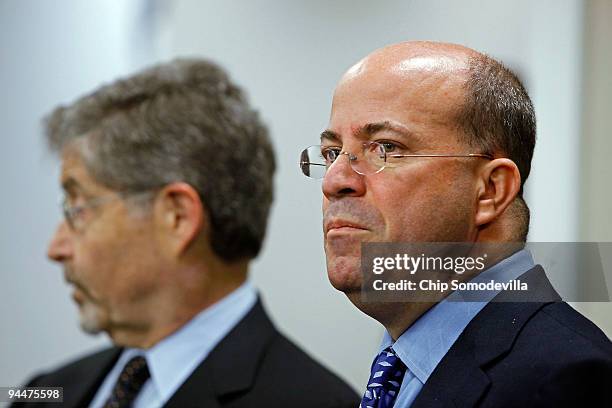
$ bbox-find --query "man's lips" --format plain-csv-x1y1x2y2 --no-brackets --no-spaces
325,219,369,235
71,287,85,304
65,274,92,304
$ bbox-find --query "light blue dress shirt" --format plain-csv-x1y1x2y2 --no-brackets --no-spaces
378,250,535,407
89,281,257,408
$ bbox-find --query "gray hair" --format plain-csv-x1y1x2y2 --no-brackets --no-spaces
45,58,276,261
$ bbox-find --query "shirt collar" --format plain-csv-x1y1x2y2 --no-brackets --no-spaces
380,249,535,383
126,281,257,403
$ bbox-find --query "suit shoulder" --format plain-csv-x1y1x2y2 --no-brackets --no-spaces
24,347,120,387
532,302,612,358
522,308,612,408
497,301,612,376
257,332,360,407
474,302,611,406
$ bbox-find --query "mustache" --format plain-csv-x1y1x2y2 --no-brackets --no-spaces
63,267,76,286
323,200,383,229
64,268,94,299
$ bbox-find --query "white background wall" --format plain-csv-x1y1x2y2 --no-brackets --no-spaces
1,0,609,394
575,0,612,335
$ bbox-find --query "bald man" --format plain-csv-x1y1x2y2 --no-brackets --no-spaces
300,42,612,407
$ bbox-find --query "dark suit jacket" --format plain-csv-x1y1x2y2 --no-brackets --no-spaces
13,299,359,408
412,265,612,408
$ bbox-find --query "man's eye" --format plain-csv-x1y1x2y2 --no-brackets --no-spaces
321,147,342,163
379,141,400,153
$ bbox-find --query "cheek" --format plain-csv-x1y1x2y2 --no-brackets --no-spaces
322,196,329,218
110,236,161,292
73,232,158,298
72,238,124,292
372,167,473,241
367,175,421,228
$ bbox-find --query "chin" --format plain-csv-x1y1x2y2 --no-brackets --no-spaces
78,302,106,335
326,256,362,294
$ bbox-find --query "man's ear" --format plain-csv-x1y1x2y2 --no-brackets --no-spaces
153,182,207,256
474,158,521,227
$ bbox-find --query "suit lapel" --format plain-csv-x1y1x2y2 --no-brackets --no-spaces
412,266,561,408
164,298,277,407
62,347,123,408
411,345,490,408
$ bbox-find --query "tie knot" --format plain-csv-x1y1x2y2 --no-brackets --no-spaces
361,347,407,408
369,347,405,388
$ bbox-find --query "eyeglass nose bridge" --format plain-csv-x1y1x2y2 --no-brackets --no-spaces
337,150,358,162
326,150,358,174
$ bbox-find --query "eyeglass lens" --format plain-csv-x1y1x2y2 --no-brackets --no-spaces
299,143,387,179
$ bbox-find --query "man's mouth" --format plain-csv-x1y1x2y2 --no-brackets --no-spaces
71,287,86,304
325,219,369,236
65,273,92,305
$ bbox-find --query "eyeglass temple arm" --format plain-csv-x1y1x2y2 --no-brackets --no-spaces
300,161,327,166
388,153,494,159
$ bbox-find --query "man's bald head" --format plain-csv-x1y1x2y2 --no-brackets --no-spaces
335,42,476,138
341,41,477,80
330,41,535,241
338,41,535,191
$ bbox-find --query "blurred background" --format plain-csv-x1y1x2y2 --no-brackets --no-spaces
1,0,610,393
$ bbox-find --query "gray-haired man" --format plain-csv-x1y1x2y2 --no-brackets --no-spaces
16,59,358,408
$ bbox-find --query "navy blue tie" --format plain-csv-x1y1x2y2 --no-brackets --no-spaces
103,356,150,408
361,347,407,408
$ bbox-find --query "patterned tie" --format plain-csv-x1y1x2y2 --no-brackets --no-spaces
103,356,150,408
361,347,407,408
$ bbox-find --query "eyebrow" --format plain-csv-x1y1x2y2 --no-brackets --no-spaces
320,120,418,143
320,129,341,143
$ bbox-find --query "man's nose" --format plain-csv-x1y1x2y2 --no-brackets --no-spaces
47,222,73,262
322,152,367,199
